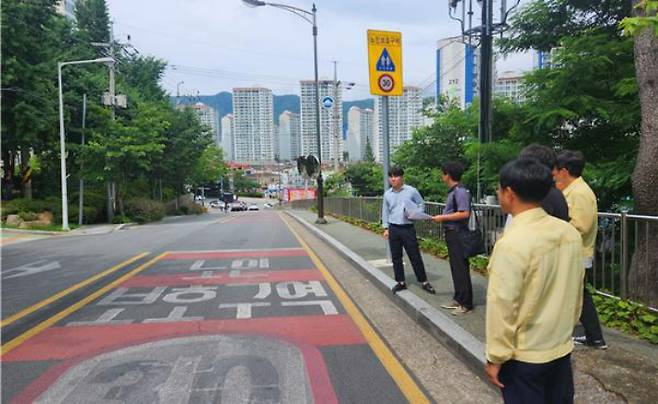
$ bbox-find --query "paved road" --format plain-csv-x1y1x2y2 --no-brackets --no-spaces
1,209,496,403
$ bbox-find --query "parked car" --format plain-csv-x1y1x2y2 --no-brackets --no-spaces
264,203,274,209
248,204,259,211
209,200,222,208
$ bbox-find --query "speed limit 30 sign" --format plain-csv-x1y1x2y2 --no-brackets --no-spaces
378,74,395,93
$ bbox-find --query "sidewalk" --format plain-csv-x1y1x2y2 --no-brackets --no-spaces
0,223,123,244
289,209,658,403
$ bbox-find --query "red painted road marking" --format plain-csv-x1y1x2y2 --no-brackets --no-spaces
3,315,365,362
11,335,338,404
164,249,307,260
121,269,323,287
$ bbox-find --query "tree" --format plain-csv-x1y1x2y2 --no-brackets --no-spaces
192,145,227,186
499,0,631,53
1,0,65,199
75,0,110,43
232,170,258,192
345,162,382,197
82,101,167,214
363,137,375,162
501,0,640,208
324,171,351,197
620,0,658,306
158,108,211,206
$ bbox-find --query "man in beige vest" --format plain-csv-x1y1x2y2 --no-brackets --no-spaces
554,150,607,349
486,158,584,402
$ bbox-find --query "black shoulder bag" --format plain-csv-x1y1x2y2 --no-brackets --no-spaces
451,187,486,257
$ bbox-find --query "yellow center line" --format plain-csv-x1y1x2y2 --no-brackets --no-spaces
279,213,429,404
1,252,149,328
1,252,169,356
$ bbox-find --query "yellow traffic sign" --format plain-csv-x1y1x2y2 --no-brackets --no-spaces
367,30,403,96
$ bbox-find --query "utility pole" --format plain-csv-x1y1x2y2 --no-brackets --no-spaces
92,23,130,221
333,61,340,172
381,96,390,191
176,81,184,106
479,0,493,145
78,94,86,226
449,0,518,201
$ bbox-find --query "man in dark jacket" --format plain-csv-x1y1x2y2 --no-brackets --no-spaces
519,144,569,222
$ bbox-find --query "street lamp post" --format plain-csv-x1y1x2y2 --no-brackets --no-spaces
58,57,114,231
242,0,326,223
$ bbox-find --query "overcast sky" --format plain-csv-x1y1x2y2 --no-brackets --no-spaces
107,0,532,101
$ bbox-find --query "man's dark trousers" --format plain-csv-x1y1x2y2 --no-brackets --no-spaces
581,271,604,341
388,224,428,283
445,228,473,309
499,354,574,404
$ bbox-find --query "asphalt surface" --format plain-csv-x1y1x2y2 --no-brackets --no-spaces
1,206,485,403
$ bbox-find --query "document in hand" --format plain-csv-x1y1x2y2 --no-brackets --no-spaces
404,200,432,221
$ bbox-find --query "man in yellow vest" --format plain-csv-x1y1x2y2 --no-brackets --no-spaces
554,150,607,349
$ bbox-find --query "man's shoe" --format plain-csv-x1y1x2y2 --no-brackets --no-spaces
441,301,460,310
421,282,436,294
391,282,407,294
451,306,473,316
573,336,608,350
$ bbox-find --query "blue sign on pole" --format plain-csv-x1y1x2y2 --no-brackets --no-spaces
322,96,334,109
376,48,395,72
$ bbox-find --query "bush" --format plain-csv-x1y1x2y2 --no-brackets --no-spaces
177,201,205,215
111,215,131,224
18,211,39,221
1,198,49,219
124,198,166,224
593,291,658,344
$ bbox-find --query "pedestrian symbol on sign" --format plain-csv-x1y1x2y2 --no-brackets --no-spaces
376,48,395,72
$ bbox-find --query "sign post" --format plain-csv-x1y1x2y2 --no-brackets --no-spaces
368,30,403,264
367,30,403,191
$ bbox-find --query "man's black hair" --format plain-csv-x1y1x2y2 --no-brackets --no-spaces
499,158,552,203
441,161,465,181
556,150,585,177
519,144,557,171
388,166,404,177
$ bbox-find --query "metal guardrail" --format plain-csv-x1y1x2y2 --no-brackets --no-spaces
290,197,658,310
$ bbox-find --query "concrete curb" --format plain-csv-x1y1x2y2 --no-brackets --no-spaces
286,210,488,380
0,227,64,236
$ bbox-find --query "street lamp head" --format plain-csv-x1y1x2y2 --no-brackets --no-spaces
95,57,116,65
242,0,266,7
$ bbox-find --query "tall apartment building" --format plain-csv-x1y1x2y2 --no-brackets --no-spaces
534,49,552,69
495,71,526,103
278,111,301,161
177,102,220,146
221,114,235,161
299,80,343,164
435,36,480,109
374,86,423,162
232,87,274,162
346,107,375,161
